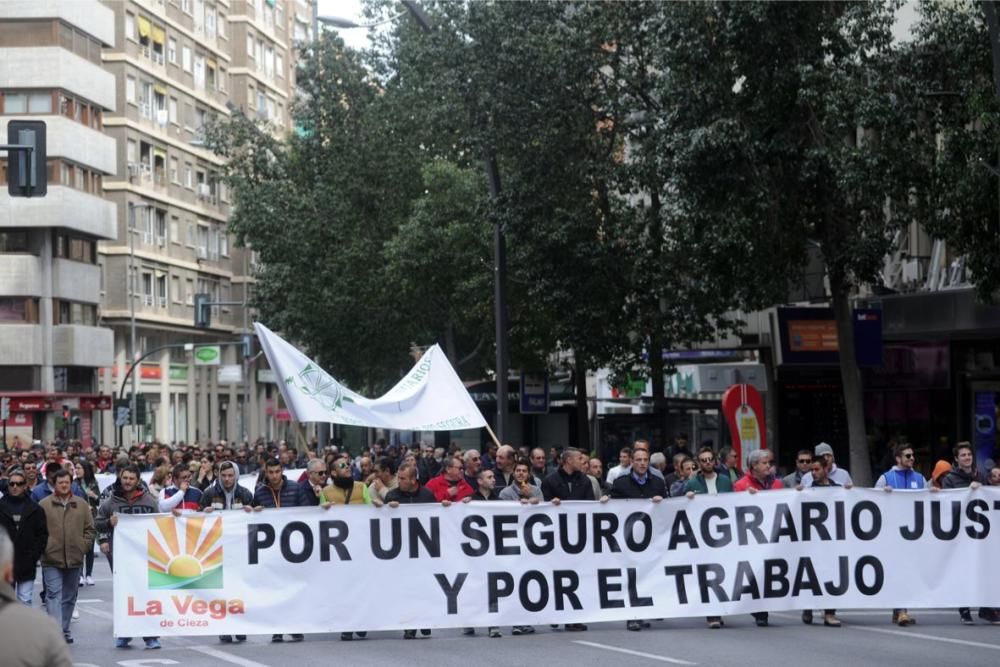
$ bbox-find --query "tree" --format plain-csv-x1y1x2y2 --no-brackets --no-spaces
655,1,913,485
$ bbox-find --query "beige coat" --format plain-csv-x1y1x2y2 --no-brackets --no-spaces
0,581,73,666
38,494,96,569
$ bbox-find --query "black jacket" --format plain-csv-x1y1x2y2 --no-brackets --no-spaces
200,479,255,510
941,466,987,489
541,468,596,502
0,494,49,582
611,472,668,499
384,485,437,504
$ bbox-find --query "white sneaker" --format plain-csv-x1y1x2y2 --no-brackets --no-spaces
86,576,95,586
72,608,80,620
79,575,84,586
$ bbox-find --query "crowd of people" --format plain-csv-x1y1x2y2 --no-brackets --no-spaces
1,433,999,656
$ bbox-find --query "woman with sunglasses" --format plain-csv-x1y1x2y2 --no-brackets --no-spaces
0,468,49,605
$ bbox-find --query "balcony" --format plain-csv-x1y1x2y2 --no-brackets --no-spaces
0,186,117,240
0,1,114,47
52,324,113,367
0,324,43,365
2,116,116,175
0,47,115,111
52,259,101,304
0,255,42,297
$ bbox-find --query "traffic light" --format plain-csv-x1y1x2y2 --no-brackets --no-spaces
194,293,211,328
134,395,147,425
6,120,47,197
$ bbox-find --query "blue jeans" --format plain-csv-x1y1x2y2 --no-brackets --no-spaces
15,579,34,606
42,566,80,636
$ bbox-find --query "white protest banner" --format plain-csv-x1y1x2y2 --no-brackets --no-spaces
112,488,1000,637
255,322,487,431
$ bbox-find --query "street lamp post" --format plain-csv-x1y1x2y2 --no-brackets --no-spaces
127,202,152,446
316,1,510,443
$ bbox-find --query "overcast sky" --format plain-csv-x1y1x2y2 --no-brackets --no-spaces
316,0,371,51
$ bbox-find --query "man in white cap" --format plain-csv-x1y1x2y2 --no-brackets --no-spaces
801,442,853,487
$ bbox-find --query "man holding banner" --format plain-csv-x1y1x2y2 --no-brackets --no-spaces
200,460,253,645
684,446,733,630
734,448,783,627
384,463,435,639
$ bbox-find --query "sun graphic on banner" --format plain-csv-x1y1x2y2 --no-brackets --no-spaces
147,515,224,589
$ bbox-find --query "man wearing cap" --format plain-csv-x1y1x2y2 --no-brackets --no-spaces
801,442,853,487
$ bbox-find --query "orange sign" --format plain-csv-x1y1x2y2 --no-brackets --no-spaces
787,320,839,353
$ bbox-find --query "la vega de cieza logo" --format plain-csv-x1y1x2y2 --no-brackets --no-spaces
148,515,223,589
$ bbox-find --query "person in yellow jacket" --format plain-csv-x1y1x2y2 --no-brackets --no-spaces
320,454,373,641
320,455,374,507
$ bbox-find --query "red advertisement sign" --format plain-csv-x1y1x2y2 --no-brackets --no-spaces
721,383,767,469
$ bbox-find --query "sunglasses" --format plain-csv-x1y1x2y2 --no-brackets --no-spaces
698,457,714,464
313,469,328,475
335,462,350,470
798,459,813,464
8,480,26,487
901,453,914,459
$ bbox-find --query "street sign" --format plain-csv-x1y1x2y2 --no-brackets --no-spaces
519,372,549,414
194,345,221,366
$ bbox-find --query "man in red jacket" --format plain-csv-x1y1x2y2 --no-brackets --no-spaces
733,448,783,627
425,457,473,503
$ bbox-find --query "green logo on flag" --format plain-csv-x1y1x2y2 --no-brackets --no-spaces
285,363,355,412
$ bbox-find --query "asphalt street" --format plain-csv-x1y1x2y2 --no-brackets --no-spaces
54,558,999,667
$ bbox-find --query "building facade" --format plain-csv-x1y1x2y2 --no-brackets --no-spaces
0,0,118,446
1,0,315,448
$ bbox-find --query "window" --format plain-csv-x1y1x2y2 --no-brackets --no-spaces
4,93,27,113
219,230,229,257
185,278,195,305
0,298,39,324
218,13,226,39
140,81,153,118
183,102,194,128
170,216,181,243
28,93,52,113
127,140,137,164
184,162,193,188
168,96,178,124
218,67,227,92
0,232,31,253
182,45,192,72
168,37,177,64
206,7,217,39
170,157,179,183
155,209,167,243
142,272,154,305
275,54,284,79
172,275,183,303
125,13,136,41
54,300,97,326
185,222,195,247
126,76,136,103
156,274,167,307
194,54,206,90
53,232,97,264
182,0,192,15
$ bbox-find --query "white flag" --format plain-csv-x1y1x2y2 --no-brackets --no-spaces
255,322,487,431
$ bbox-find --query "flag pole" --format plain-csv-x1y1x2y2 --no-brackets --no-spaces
483,422,502,449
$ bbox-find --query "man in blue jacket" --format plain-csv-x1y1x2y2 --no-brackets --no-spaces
251,458,303,642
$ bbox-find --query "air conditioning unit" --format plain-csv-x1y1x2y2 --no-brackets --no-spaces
156,108,169,126
196,247,208,259
127,163,141,178
197,183,211,197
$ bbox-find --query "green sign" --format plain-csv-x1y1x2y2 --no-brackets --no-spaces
169,365,188,381
194,345,221,366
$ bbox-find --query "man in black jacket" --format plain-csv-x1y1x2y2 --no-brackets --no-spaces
541,449,608,631
200,461,254,644
941,442,997,625
610,449,665,632
384,463,434,639
0,468,48,606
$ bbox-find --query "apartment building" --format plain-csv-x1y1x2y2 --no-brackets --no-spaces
96,0,313,447
0,0,118,446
